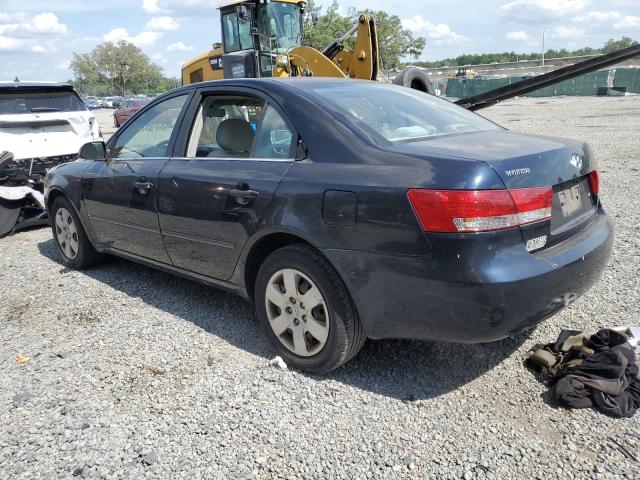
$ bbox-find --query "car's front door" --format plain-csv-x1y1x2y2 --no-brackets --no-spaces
157,88,297,279
82,93,190,262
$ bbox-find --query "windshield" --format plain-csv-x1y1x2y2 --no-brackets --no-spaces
258,2,302,52
310,83,501,143
0,90,87,115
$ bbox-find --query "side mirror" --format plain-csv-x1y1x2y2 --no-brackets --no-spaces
79,141,107,161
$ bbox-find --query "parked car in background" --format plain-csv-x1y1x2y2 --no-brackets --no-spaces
113,98,149,127
100,98,113,108
111,97,126,109
1,81,102,171
44,78,613,373
84,99,102,110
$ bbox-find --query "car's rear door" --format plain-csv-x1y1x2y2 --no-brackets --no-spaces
82,92,190,262
157,86,296,280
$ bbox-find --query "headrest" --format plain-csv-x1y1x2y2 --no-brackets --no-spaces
216,118,254,153
206,106,226,117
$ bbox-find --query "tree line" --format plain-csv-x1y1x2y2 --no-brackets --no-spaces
412,37,639,69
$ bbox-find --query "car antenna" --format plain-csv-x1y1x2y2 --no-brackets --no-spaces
14,76,20,83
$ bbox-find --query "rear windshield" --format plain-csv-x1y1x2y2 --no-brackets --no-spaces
0,90,87,115
309,83,501,143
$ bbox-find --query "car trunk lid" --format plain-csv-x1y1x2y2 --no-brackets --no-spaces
393,130,599,252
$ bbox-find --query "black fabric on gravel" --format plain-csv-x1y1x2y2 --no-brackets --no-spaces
530,329,640,418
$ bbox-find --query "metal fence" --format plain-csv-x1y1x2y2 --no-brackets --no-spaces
445,67,640,98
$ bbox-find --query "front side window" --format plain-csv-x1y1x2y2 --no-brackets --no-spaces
186,95,294,160
111,95,188,159
222,11,253,53
0,89,86,115
310,83,501,143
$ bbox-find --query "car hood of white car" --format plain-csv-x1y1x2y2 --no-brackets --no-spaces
0,110,101,160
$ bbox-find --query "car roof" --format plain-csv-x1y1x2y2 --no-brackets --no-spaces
0,81,75,92
176,77,373,94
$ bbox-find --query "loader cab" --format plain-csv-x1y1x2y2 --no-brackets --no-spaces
219,0,304,79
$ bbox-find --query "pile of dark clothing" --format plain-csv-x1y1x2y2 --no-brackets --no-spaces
526,328,640,418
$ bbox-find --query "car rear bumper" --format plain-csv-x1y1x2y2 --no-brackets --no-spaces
324,207,614,343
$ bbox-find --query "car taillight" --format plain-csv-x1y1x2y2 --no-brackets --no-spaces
588,170,599,195
407,187,553,233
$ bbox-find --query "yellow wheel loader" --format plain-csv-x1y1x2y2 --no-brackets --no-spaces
181,0,435,93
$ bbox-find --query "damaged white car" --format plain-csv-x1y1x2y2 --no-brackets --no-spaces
0,81,102,236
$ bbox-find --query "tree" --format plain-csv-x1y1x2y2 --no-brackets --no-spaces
70,41,165,96
603,36,638,54
303,1,424,71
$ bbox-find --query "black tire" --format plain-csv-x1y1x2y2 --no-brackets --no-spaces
394,67,436,95
255,244,366,374
50,196,102,269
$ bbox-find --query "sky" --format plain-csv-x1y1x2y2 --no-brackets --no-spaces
1,0,639,82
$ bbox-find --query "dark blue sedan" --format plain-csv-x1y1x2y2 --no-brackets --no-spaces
44,78,613,373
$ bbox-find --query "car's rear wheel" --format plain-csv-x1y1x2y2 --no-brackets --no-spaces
50,196,101,269
255,245,365,373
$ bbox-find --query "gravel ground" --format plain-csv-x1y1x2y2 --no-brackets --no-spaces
1,95,639,479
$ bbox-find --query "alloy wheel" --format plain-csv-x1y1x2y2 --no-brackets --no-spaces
264,268,330,357
55,207,79,259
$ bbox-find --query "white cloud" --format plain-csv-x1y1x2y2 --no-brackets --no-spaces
166,41,193,52
575,11,623,23
499,0,591,24
550,25,586,39
0,35,50,53
151,52,168,64
142,0,162,13
102,27,163,47
506,31,531,41
140,0,212,15
0,12,69,37
145,16,179,31
55,59,71,71
614,15,640,29
401,15,468,45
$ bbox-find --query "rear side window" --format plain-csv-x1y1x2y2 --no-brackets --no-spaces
0,90,86,115
310,83,501,143
111,95,188,158
186,95,294,160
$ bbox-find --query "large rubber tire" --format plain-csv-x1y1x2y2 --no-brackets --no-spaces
50,196,102,269
394,67,436,95
255,244,366,374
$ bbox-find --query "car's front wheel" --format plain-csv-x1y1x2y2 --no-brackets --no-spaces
50,196,102,269
255,245,365,373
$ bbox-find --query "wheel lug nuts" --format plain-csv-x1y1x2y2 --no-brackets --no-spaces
302,315,307,322
300,303,305,309
286,307,292,314
290,298,296,304
293,318,300,326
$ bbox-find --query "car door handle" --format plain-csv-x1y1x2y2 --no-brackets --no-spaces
229,189,259,199
134,181,154,193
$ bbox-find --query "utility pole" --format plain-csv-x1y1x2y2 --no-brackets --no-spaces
542,30,546,68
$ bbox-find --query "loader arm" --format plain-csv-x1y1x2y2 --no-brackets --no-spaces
289,14,379,81
456,43,640,111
